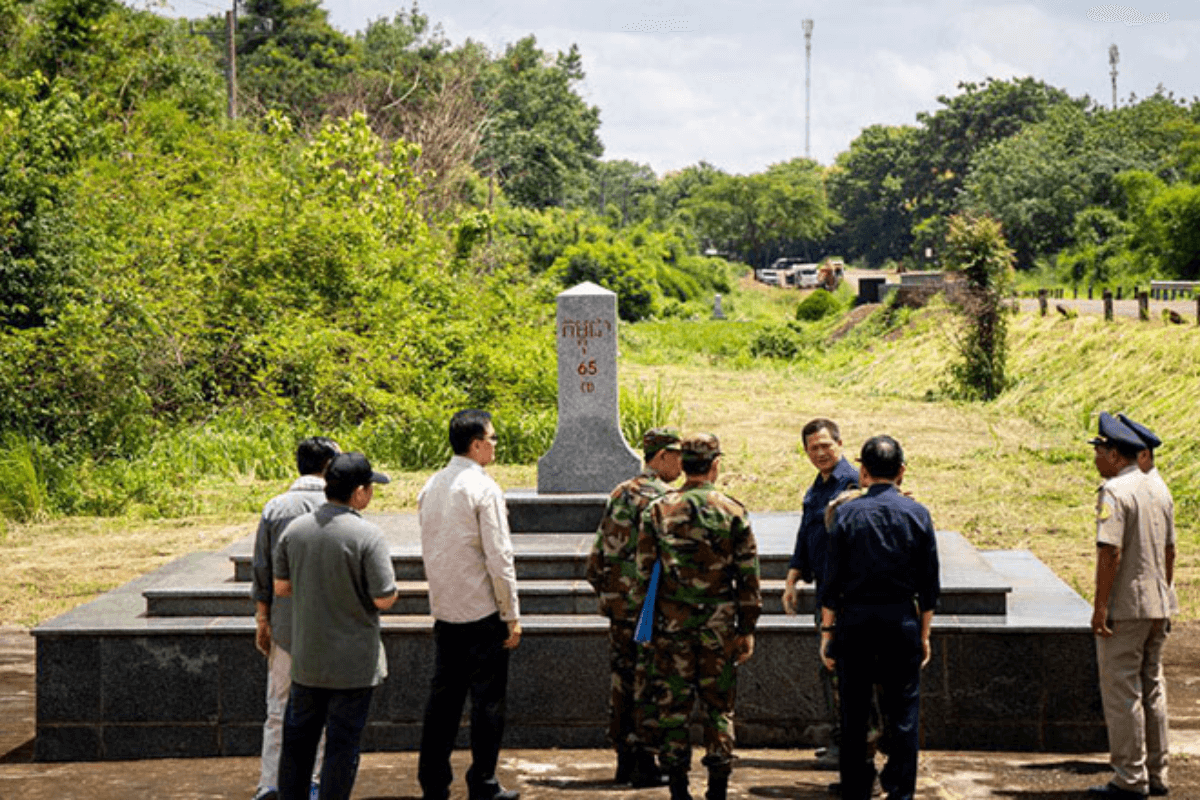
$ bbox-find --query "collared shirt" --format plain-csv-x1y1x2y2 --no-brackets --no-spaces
275,504,396,689
418,455,520,624
586,467,672,620
1096,464,1175,620
251,474,328,651
788,457,860,585
821,483,940,613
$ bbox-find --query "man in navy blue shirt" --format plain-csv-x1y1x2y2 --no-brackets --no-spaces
783,418,859,767
820,435,939,800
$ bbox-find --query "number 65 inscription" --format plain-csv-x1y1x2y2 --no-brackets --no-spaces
577,360,597,376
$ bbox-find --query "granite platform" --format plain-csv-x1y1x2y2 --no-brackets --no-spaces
32,511,1106,761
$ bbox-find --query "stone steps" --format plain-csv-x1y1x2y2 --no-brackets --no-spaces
33,509,1105,762
145,577,1008,619
181,510,1012,619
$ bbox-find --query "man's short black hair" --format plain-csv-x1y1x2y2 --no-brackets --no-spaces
296,436,339,476
802,418,841,449
449,409,492,455
1101,441,1143,461
860,435,905,480
681,455,715,476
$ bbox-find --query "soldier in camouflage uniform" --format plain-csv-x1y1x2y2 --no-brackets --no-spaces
586,427,682,786
635,433,762,800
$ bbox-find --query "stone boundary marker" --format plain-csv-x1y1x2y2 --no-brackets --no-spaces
537,282,640,494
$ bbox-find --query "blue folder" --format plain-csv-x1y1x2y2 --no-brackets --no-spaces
633,560,661,644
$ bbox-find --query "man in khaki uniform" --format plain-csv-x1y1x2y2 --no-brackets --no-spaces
586,427,682,786
1087,413,1176,799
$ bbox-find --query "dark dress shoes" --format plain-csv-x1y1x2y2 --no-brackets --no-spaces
1087,782,1148,799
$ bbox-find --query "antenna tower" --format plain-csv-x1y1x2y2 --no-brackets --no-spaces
803,19,814,159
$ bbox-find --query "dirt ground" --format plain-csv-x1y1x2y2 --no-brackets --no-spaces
3,622,1200,800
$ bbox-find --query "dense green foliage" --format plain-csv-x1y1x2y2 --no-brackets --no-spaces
2,0,1198,522
825,77,1200,279
0,0,744,520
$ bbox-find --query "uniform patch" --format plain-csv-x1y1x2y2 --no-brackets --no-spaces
1097,501,1113,522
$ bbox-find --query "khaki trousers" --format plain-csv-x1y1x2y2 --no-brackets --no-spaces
259,643,324,792
1095,617,1170,793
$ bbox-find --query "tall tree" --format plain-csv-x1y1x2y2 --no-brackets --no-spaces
585,159,657,226
475,36,602,208
326,7,486,214
681,159,836,267
963,94,1195,268
234,0,354,125
654,161,725,226
910,77,1076,222
826,124,920,267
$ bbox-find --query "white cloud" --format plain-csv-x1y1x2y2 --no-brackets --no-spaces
147,0,1200,174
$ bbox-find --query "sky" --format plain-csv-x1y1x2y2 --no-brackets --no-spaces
146,1,1200,177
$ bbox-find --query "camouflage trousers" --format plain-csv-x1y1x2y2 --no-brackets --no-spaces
606,619,651,747
641,627,738,770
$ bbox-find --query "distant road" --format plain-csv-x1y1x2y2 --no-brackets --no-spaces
839,269,1197,321
1016,297,1197,321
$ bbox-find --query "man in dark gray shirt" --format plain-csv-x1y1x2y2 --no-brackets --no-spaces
252,436,339,800
274,452,397,800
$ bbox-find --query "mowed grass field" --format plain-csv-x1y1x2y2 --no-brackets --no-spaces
2,276,1198,626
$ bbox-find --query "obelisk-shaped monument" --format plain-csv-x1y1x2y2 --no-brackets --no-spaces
537,282,640,493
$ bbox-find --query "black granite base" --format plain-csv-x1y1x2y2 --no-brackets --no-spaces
32,514,1106,761
504,490,609,533
35,615,1106,760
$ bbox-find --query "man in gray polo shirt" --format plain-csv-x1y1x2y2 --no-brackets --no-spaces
274,452,397,800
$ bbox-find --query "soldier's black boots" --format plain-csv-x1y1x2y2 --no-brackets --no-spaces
615,745,635,784
629,748,668,787
668,767,693,800
705,763,732,800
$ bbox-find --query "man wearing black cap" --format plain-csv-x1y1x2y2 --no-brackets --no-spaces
1088,413,1176,799
273,452,397,800
820,435,939,800
587,426,682,786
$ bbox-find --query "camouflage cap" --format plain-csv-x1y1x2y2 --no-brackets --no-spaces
642,427,682,458
680,432,722,459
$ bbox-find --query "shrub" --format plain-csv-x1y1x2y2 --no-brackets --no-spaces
750,323,805,360
795,289,841,321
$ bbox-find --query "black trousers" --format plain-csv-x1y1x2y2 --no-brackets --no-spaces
835,602,922,800
418,613,511,798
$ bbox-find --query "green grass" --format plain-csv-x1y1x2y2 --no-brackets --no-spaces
4,277,1200,624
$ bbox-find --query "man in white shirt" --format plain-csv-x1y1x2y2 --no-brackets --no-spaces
417,409,521,800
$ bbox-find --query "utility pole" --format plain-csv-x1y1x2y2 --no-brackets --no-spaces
803,19,814,159
226,7,238,120
1109,43,1119,110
